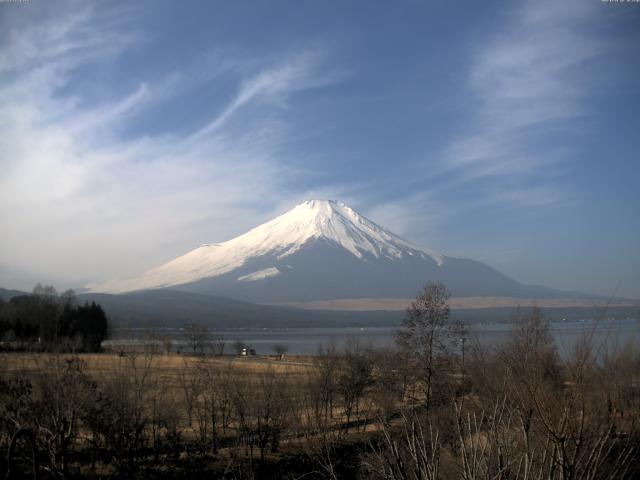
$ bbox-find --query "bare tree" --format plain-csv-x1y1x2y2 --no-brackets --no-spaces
32,356,96,476
254,368,290,460
204,331,226,356
365,407,441,480
504,305,560,385
338,342,373,433
272,343,288,360
370,347,411,421
84,346,156,475
178,359,201,427
306,344,339,430
183,321,209,355
193,358,224,453
396,282,455,407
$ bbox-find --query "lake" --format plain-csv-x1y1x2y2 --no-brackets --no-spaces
108,318,640,357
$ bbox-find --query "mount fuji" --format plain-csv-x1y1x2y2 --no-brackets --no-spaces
88,200,569,303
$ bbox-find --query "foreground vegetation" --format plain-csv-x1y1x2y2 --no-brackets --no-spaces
0,283,637,479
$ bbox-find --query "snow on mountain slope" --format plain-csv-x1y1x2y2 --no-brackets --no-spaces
237,267,281,282
88,200,444,294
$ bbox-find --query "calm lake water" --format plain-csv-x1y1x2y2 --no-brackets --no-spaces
109,318,640,357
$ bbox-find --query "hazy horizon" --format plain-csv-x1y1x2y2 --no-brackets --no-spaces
1,0,639,298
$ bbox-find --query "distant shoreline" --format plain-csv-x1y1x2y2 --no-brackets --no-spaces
280,296,640,311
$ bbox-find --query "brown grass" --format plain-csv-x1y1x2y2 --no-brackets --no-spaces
281,296,640,311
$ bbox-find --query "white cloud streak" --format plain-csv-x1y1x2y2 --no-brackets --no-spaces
0,3,337,288
357,0,604,255
442,0,602,207
192,50,333,139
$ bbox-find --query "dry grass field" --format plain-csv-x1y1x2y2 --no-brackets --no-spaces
0,309,638,479
2,351,314,377
283,296,640,311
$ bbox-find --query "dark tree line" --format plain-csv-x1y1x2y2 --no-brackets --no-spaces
0,284,108,352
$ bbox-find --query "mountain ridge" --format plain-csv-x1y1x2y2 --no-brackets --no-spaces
88,199,443,294
2,287,637,329
87,200,605,303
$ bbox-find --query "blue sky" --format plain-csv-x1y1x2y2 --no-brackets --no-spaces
0,0,639,298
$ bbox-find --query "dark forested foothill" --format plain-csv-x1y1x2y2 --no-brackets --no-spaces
0,284,108,352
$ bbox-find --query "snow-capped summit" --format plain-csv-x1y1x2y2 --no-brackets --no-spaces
234,199,443,264
89,199,540,302
89,200,443,294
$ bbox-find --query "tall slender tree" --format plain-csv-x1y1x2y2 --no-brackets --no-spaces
396,282,454,407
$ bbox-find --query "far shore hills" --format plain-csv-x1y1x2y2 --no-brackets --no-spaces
2,287,638,329
281,296,640,311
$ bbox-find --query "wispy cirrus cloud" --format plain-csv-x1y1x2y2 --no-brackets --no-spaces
192,50,336,139
442,0,602,207
0,2,339,288
356,0,604,253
